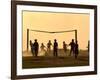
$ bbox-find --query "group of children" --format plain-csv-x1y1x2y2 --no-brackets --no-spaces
30,39,79,59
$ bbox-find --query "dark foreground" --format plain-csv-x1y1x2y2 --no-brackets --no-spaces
22,50,89,69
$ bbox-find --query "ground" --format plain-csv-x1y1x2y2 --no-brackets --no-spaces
22,49,89,69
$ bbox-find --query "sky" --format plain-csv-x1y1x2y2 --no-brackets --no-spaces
22,11,90,51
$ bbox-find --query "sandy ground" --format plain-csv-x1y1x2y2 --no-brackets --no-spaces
22,49,89,69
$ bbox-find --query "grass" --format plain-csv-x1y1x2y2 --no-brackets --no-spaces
22,49,89,69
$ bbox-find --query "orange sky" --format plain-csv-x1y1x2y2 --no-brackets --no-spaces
22,11,90,51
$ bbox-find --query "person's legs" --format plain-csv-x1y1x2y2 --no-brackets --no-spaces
31,48,32,53
36,52,37,57
49,48,51,53
31,48,34,56
34,50,38,57
64,49,67,56
48,48,50,53
75,51,77,59
36,50,38,57
69,49,72,56
75,53,78,59
75,50,78,59
34,51,36,57
53,50,55,56
47,48,49,53
55,50,58,57
72,49,75,56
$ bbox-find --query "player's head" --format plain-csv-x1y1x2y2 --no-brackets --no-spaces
30,40,32,44
35,39,37,42
41,43,43,45
49,40,51,42
72,39,74,42
54,39,57,42
63,41,65,44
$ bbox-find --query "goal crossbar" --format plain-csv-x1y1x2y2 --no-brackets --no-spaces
27,29,77,51
30,29,76,33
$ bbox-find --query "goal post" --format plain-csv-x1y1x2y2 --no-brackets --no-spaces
26,28,77,51
27,29,29,51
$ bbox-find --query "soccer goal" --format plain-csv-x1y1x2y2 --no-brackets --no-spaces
26,29,77,51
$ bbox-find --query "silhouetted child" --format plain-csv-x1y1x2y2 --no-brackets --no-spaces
47,40,52,53
69,39,75,56
88,40,90,53
40,43,47,56
33,39,39,57
30,40,34,56
74,41,79,59
53,39,58,57
63,41,67,54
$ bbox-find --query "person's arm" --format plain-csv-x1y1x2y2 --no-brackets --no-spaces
66,44,68,47
44,46,47,49
44,45,46,48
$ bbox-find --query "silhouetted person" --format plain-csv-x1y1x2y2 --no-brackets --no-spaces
47,40,52,53
69,39,75,56
41,43,46,50
63,41,67,54
30,40,34,56
53,39,58,57
88,40,90,53
33,39,39,57
74,41,79,59
40,43,47,56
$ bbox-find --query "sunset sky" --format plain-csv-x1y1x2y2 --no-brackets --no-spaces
22,11,90,51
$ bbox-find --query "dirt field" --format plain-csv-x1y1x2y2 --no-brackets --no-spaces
22,49,89,69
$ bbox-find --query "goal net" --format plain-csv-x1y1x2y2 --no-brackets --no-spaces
28,29,77,52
